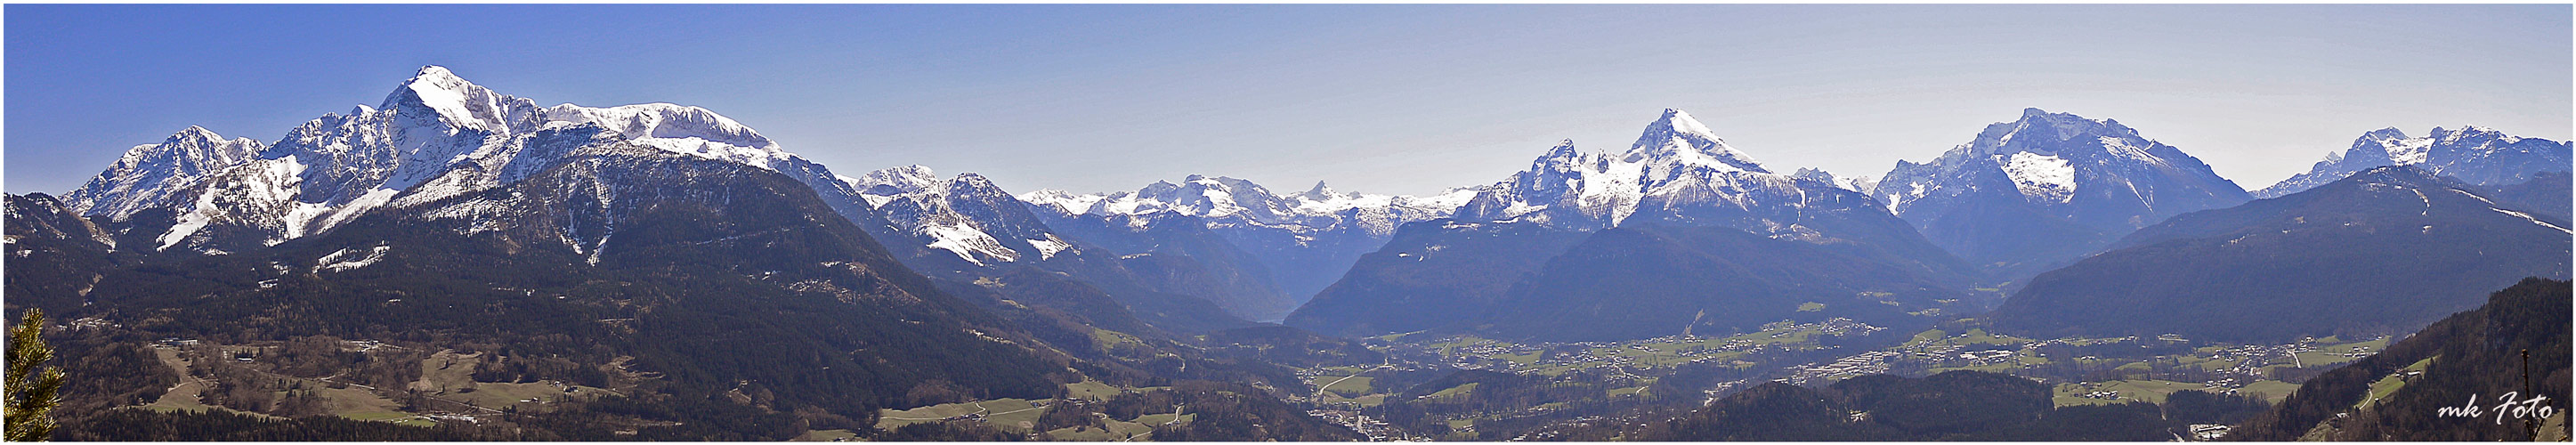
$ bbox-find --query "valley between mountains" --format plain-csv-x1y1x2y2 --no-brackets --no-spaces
6,66,2568,441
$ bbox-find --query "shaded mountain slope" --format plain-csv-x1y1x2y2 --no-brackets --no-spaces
1283,220,1592,336
1989,166,2572,343
1473,224,1968,342
2488,170,2571,220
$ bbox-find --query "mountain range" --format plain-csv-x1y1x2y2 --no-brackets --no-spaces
39,69,2562,344
2256,125,2572,198
8,65,2569,441
20,123,1081,438
60,67,886,257
838,165,1273,332
1020,175,1476,320
10,67,1330,440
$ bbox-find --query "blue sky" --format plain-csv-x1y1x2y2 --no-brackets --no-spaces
8,4,2569,196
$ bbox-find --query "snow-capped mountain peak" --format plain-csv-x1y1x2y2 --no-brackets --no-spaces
1624,109,1767,174
542,102,788,169
1792,167,1875,192
150,125,247,161
2359,126,2409,143
381,65,541,134
1454,109,1845,231
172,125,223,144
1015,174,1482,304
1300,181,1338,201
1101,174,1279,221
1519,140,1589,179
2255,125,2570,198
945,173,1011,200
1865,108,2250,272
850,166,1075,265
1975,108,2144,154
64,126,267,220
1885,109,2246,210
854,165,944,195
1876,108,2219,212
1017,189,1107,215
2353,128,2434,166
2429,125,2515,146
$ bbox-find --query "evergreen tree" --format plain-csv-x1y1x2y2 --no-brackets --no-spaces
6,309,65,441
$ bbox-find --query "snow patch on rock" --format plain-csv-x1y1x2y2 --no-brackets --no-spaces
2003,151,2077,203
1027,235,1071,260
316,246,392,272
921,222,1014,265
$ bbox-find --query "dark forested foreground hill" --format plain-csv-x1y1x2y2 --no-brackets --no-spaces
2230,278,2572,441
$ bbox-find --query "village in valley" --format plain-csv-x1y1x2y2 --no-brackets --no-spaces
1271,315,2394,441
